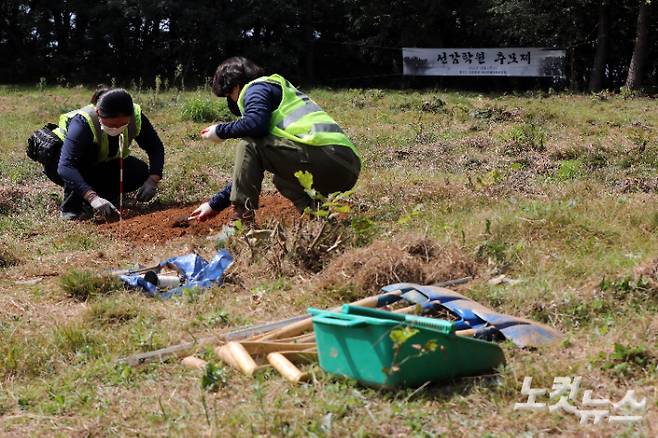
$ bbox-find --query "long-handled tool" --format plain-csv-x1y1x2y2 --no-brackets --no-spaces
254,290,405,341
215,341,316,376
254,279,473,342
213,307,485,382
117,314,309,366
380,283,562,347
120,290,404,366
267,351,317,383
117,133,124,220
188,348,316,383
179,282,481,381
121,278,474,366
181,356,208,370
109,262,162,277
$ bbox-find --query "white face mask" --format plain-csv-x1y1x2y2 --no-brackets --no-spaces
101,123,128,137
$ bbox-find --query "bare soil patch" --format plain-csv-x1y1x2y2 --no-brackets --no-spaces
98,192,298,244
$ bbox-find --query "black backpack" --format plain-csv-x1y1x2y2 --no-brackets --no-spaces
26,123,63,166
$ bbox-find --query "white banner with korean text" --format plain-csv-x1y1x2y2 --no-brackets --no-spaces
402,48,566,77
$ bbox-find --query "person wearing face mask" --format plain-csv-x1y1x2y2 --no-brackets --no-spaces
189,57,360,227
48,87,165,220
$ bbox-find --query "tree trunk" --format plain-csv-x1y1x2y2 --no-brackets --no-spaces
569,48,579,91
625,0,651,90
302,0,314,85
588,1,610,92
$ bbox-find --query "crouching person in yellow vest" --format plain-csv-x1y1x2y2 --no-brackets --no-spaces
47,88,165,220
189,56,361,226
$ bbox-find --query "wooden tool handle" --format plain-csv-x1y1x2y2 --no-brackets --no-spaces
216,342,258,375
257,318,313,341
349,290,401,307
455,329,475,337
267,352,308,383
215,344,238,370
257,290,403,341
240,341,316,355
264,332,316,344
227,342,258,376
277,350,318,363
392,304,420,314
181,356,207,370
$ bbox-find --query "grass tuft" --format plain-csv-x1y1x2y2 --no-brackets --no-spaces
180,97,232,122
593,343,656,380
556,159,583,180
59,270,123,301
85,297,141,325
0,246,20,267
504,122,547,154
598,274,657,305
201,362,228,392
52,322,102,362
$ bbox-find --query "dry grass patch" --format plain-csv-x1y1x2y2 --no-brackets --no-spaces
635,257,658,291
616,176,658,193
0,246,20,268
319,233,477,293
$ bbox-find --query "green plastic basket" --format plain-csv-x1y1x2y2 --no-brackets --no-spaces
309,305,506,388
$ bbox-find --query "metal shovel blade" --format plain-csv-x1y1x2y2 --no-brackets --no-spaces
382,283,562,348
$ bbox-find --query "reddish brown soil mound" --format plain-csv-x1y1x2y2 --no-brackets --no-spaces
98,193,298,243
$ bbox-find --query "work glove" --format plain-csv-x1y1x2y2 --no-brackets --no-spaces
200,124,222,143
89,195,119,217
135,174,160,202
189,202,219,222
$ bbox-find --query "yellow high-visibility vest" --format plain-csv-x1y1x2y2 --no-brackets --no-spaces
54,104,142,163
237,74,359,160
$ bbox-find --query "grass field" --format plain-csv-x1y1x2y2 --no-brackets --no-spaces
0,84,656,437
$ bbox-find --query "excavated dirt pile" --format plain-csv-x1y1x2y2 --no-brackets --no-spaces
319,234,478,293
98,193,298,244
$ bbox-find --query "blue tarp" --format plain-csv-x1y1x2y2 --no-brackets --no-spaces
120,250,233,299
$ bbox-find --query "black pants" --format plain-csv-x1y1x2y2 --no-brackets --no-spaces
44,157,149,213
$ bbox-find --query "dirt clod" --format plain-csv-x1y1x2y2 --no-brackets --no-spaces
172,215,191,228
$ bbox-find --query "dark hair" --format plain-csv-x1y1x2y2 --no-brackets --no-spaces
90,85,109,104
212,57,265,97
91,87,133,118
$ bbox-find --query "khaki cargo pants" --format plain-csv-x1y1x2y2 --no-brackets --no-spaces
230,135,360,212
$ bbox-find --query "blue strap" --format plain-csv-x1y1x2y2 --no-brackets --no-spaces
381,282,487,329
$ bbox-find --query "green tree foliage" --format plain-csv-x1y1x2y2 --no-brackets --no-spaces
0,0,655,90
487,0,655,90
